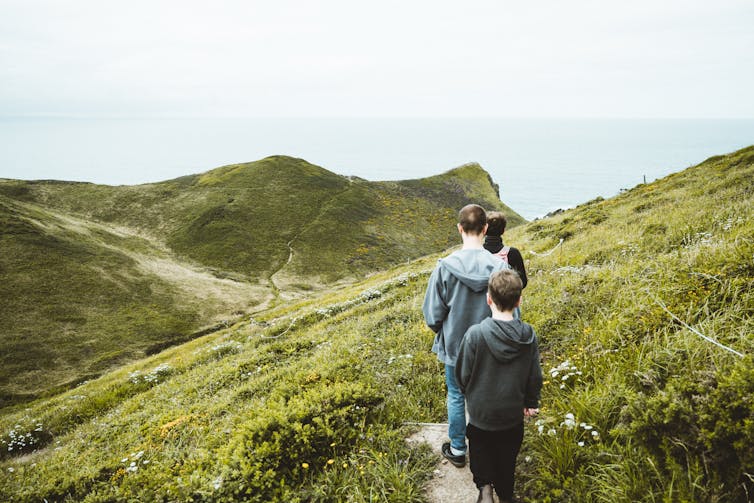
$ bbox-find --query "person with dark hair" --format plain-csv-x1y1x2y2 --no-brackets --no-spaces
423,204,509,468
484,211,527,289
455,269,543,503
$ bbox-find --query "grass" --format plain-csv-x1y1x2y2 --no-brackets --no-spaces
0,146,751,501
0,268,445,502
513,145,754,502
1,156,522,283
0,157,520,404
0,198,202,405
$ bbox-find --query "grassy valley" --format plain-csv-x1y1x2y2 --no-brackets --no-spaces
0,195,267,406
0,156,522,405
0,146,751,501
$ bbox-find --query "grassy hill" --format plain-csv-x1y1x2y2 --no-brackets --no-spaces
0,157,522,406
0,146,751,501
0,156,522,283
0,195,268,406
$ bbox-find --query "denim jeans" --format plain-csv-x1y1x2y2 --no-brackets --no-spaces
445,364,467,453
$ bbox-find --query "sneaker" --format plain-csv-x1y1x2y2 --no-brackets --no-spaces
441,442,466,468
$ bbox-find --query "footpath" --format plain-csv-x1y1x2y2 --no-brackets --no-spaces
407,423,479,502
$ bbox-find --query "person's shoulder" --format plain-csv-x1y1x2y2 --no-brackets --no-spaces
491,254,510,270
509,247,524,258
463,321,487,342
442,249,467,263
521,321,539,342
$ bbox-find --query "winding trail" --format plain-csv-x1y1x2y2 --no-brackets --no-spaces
268,181,354,292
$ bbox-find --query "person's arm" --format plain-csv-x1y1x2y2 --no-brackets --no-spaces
508,247,528,288
422,266,448,333
524,332,543,410
454,328,477,394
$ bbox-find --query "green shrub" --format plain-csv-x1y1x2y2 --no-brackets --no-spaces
218,382,383,502
621,356,754,502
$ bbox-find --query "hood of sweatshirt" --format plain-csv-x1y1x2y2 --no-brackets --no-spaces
439,249,506,292
479,318,536,362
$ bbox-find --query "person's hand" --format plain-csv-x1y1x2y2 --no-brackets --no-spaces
524,408,539,417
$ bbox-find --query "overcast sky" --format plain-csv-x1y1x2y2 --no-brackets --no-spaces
1,0,753,118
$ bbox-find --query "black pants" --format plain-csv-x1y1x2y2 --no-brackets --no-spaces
467,422,524,500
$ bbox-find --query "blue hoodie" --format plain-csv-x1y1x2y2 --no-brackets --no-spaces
422,249,510,366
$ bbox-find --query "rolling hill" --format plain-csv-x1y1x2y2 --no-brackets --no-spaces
1,145,751,501
0,156,523,405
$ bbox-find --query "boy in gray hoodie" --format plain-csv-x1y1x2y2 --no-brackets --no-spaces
455,269,542,503
423,204,510,467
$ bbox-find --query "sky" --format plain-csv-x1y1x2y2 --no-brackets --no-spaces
1,0,753,118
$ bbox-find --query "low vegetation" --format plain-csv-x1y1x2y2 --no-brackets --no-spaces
515,146,754,502
0,146,751,501
0,157,521,405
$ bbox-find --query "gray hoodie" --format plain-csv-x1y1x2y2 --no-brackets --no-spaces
422,249,510,366
455,318,543,431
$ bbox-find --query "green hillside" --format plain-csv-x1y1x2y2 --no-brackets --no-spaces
0,157,522,405
0,146,751,501
0,196,268,406
0,156,522,283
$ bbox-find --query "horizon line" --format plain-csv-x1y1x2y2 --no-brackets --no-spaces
2,114,754,121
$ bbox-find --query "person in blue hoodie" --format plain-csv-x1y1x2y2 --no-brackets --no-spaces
455,269,542,503
423,204,510,468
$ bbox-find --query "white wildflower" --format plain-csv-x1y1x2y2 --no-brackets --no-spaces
562,414,576,429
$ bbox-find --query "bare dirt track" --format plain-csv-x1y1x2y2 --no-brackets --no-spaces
407,423,479,503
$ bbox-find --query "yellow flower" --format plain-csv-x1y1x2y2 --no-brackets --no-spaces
342,463,348,468
330,442,336,447
301,463,309,469
327,459,334,465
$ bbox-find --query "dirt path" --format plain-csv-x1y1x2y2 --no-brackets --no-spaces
407,423,479,503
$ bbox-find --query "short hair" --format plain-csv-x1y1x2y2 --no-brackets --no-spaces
488,269,523,311
486,211,507,237
458,204,487,235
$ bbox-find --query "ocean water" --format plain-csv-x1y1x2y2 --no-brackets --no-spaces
1,117,753,220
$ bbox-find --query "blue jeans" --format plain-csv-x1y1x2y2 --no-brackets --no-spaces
445,364,467,453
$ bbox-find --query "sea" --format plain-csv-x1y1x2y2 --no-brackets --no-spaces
1,117,753,220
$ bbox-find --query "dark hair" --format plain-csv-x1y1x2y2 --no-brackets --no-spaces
458,204,487,235
488,269,522,311
485,211,507,237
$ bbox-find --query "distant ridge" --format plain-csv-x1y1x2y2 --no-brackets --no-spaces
0,156,523,404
